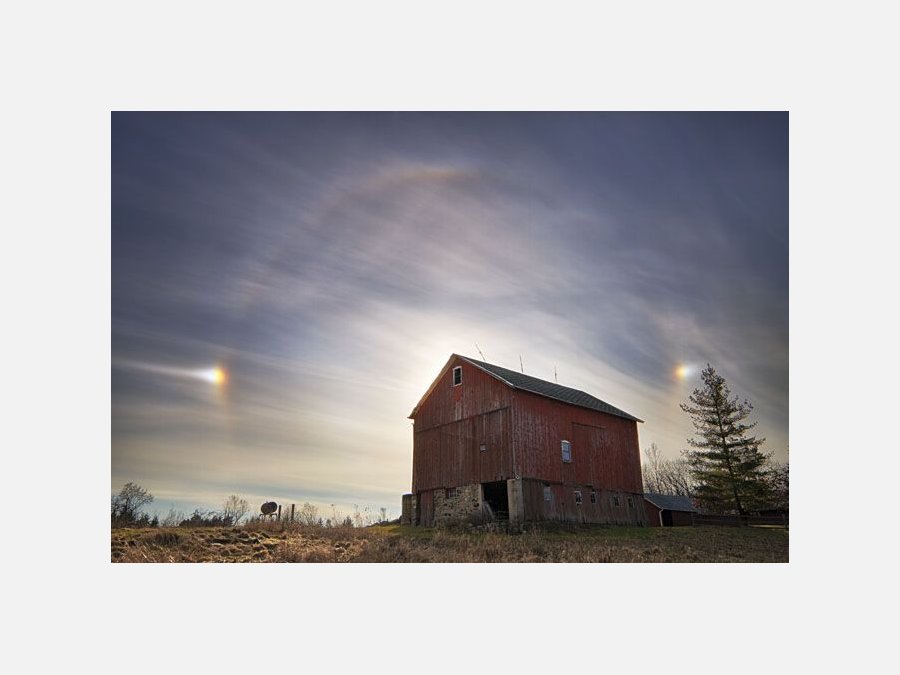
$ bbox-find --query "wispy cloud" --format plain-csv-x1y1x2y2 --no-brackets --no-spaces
112,112,788,516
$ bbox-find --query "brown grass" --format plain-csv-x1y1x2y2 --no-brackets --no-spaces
111,523,787,563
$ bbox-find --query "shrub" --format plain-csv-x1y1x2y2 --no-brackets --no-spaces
179,509,234,528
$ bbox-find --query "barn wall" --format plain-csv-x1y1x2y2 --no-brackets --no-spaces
669,510,695,527
521,479,646,525
643,501,696,527
412,357,513,492
645,500,662,527
512,390,644,494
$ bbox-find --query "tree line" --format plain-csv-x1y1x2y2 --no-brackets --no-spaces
110,484,393,529
110,485,252,528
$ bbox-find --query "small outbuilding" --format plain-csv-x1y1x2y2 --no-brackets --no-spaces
644,493,698,527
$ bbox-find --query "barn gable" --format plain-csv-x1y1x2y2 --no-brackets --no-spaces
409,353,642,422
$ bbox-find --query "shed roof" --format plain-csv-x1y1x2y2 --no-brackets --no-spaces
643,493,699,513
409,354,642,422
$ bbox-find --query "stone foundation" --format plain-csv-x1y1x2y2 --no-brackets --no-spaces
400,493,417,526
433,483,482,525
404,480,646,528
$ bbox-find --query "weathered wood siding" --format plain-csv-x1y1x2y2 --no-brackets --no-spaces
412,356,513,492
512,390,643,494
522,479,646,525
417,490,434,527
644,500,696,527
669,510,695,526
645,500,662,527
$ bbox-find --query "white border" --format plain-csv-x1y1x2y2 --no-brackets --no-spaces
6,0,896,671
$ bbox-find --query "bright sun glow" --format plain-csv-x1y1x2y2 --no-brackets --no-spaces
675,364,690,380
201,366,227,385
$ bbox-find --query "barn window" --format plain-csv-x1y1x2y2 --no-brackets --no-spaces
452,366,462,386
574,490,582,505
446,487,457,499
480,443,486,453
543,484,552,501
627,497,634,508
561,440,572,463
590,491,597,504
611,495,620,507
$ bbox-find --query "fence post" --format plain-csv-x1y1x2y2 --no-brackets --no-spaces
277,504,282,521
290,504,295,523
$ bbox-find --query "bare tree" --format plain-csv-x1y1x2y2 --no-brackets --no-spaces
766,460,789,511
223,495,250,526
329,504,344,528
160,508,184,528
298,502,320,526
642,443,667,493
669,459,695,496
111,482,154,527
642,443,694,497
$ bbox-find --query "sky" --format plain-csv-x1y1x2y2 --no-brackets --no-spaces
111,112,788,520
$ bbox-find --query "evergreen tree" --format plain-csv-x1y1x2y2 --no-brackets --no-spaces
680,365,770,515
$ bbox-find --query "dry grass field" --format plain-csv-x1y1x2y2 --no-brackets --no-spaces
111,522,788,563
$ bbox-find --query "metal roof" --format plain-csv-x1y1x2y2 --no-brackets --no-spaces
459,355,643,422
643,493,698,512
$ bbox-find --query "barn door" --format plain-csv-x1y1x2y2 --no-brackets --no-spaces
418,491,434,527
478,407,508,483
572,423,604,486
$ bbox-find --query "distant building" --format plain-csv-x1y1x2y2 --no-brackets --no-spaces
401,354,647,528
643,493,698,527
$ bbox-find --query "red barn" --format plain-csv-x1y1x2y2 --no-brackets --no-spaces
401,354,647,528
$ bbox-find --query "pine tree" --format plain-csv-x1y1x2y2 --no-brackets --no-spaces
680,365,771,516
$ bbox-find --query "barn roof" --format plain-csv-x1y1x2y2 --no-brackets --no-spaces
643,493,698,512
409,353,642,422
